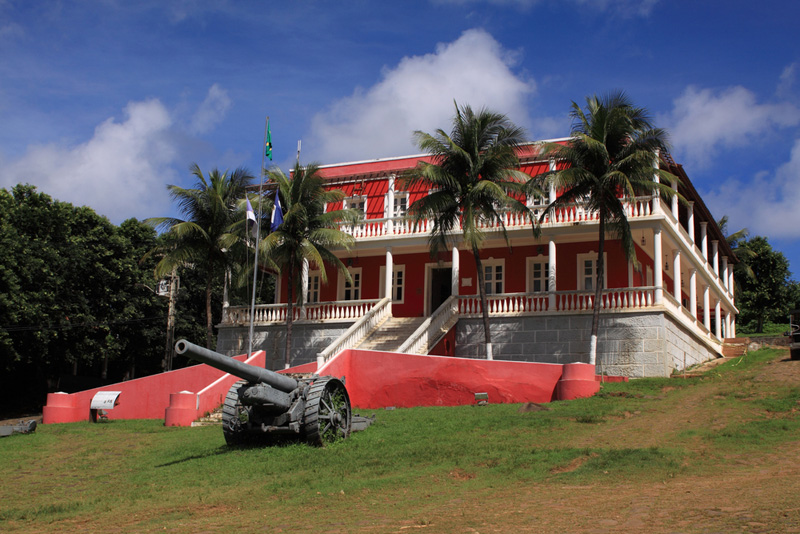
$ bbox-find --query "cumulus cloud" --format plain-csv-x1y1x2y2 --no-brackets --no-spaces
2,99,178,222
190,83,231,134
704,138,800,241
666,85,800,167
305,29,535,163
1,84,232,223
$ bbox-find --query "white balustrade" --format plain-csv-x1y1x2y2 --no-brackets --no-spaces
317,296,392,363
398,295,459,355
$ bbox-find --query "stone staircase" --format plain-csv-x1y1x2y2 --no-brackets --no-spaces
722,337,749,358
354,316,427,352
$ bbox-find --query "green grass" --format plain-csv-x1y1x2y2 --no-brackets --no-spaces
2,347,798,532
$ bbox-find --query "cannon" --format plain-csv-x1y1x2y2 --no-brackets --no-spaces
175,339,352,446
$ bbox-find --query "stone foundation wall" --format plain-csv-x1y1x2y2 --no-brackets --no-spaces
216,323,351,371
454,311,721,378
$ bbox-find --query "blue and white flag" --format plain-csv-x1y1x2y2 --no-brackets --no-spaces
270,193,283,233
245,198,258,238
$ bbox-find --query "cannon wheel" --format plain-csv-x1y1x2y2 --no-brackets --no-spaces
222,380,254,446
303,377,352,446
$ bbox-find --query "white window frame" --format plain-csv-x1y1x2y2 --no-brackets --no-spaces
390,192,408,218
344,196,366,219
576,252,608,292
379,265,405,303
526,257,550,293
307,271,321,304
338,267,362,301
482,258,504,295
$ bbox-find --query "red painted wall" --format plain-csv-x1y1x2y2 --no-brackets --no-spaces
320,349,598,408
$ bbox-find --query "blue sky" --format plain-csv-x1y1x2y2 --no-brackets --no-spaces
1,0,799,275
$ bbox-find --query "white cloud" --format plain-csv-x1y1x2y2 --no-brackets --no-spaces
2,99,178,222
190,83,231,134
305,29,535,163
666,85,800,167
704,138,800,240
0,83,235,223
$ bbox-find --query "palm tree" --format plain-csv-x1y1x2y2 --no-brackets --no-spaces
404,103,533,360
536,92,676,365
146,164,255,349
260,162,357,368
718,215,756,291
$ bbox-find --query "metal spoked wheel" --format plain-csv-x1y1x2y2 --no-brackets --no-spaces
222,380,254,446
303,377,352,446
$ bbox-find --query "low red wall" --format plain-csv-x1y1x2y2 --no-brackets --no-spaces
44,349,605,426
43,352,265,425
320,349,599,408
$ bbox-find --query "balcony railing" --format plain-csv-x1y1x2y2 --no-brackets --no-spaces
338,196,656,239
223,298,381,325
221,288,660,327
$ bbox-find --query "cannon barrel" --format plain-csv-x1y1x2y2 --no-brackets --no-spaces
175,339,299,392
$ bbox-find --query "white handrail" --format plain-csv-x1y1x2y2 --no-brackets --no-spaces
316,296,392,366
398,295,459,354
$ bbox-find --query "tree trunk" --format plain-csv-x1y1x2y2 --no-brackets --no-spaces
589,210,606,366
205,268,214,349
285,268,294,369
473,246,493,360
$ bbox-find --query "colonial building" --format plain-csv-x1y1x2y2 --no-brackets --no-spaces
217,141,737,377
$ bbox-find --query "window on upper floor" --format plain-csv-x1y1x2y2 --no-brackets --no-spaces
526,258,550,293
576,252,607,292
344,196,366,219
338,268,362,301
483,259,504,295
307,272,321,304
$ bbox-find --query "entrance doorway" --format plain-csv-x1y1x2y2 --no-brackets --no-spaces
429,267,452,314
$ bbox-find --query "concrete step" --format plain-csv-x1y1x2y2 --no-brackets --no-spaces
357,317,426,352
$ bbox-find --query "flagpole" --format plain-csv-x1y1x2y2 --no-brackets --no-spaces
248,116,270,358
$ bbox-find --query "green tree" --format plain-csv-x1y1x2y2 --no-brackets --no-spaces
146,164,255,349
736,236,794,333
718,215,756,291
0,185,167,413
405,103,533,360
261,162,357,368
537,92,676,365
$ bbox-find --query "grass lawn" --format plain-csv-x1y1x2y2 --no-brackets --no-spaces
3,347,800,533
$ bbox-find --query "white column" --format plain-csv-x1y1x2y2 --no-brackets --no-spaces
386,174,395,235
652,154,661,214
385,247,393,304
725,311,731,340
548,240,557,310
628,261,634,288
673,250,682,303
654,228,663,304
721,256,729,292
301,259,309,319
671,179,679,220
703,285,711,333
731,314,737,337
549,159,557,203
689,269,697,321
712,241,719,276
451,245,459,297
687,201,695,245
715,299,722,340
729,269,735,300
700,222,708,261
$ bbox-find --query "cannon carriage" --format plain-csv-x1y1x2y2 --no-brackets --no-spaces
175,340,353,446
